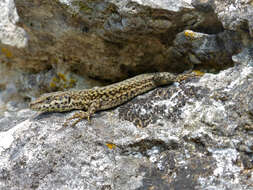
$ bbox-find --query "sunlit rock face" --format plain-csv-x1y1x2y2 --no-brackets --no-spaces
0,0,239,99
0,63,253,189
0,0,253,189
0,0,27,48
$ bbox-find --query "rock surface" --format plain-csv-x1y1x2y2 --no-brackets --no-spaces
0,0,242,100
0,0,253,189
0,0,27,48
213,0,253,37
0,62,253,189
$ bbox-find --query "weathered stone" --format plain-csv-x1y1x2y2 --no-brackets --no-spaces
0,0,243,100
213,0,253,37
1,0,253,189
172,30,242,70
0,0,27,48
0,63,253,189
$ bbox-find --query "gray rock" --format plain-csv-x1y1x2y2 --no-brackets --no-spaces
1,0,253,189
0,0,242,100
0,0,27,47
213,0,253,37
1,63,253,189
232,47,253,67
172,30,242,69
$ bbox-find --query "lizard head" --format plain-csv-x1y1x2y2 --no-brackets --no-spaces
29,92,72,112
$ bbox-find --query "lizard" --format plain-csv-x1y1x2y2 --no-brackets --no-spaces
29,72,196,127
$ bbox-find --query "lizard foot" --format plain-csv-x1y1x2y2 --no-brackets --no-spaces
62,102,98,128
63,110,91,127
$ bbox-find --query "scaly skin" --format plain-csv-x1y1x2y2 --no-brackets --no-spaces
29,72,194,126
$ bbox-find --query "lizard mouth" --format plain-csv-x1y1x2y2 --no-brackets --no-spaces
29,101,40,111
29,99,46,111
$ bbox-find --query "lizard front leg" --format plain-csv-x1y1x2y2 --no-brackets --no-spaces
63,101,100,127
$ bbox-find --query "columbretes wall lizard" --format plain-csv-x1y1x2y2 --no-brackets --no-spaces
30,72,196,127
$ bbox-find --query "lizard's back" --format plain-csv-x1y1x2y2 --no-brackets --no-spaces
29,72,177,112
85,72,176,110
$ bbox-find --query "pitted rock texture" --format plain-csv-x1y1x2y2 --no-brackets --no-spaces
1,1,253,189
213,0,253,37
0,63,253,189
0,0,247,101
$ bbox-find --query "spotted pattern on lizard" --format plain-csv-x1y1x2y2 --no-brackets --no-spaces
29,72,196,127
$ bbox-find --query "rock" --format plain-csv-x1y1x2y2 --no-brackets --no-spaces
0,0,27,48
0,0,243,100
172,30,242,69
213,0,253,37
1,0,253,189
0,63,253,189
232,47,253,67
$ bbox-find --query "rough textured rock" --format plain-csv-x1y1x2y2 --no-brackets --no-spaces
0,0,27,48
213,0,253,37
0,62,253,190
172,29,242,70
0,0,243,100
1,0,253,189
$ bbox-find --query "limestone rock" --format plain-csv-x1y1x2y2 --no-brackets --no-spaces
0,63,252,189
213,0,253,37
0,0,243,99
1,1,253,189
